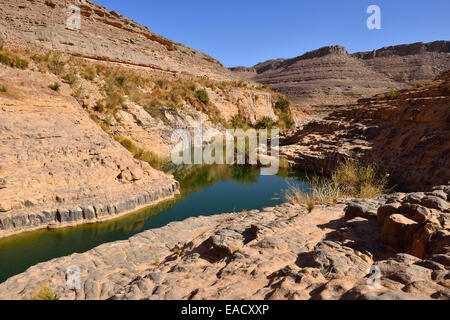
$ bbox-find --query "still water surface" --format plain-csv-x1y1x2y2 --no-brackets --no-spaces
0,165,311,283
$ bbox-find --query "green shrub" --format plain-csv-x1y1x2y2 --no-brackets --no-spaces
104,116,112,126
0,53,28,69
195,89,209,104
0,85,6,92
171,87,186,105
237,80,247,88
47,52,65,75
0,53,12,66
274,95,290,112
114,136,169,170
83,65,96,81
115,137,138,153
273,95,294,130
230,114,248,128
105,88,125,109
156,79,168,89
63,72,78,85
389,87,399,99
15,57,29,69
255,116,276,129
94,101,104,112
100,120,110,132
72,86,83,102
116,76,126,87
48,82,60,91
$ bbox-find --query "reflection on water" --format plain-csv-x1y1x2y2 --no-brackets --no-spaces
0,165,311,283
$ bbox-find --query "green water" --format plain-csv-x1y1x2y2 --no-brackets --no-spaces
0,165,311,283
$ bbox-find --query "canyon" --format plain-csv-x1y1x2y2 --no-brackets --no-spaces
0,0,284,238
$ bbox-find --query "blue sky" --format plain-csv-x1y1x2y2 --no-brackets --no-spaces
95,0,450,67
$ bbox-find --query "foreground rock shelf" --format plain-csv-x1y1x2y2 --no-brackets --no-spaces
1,185,448,300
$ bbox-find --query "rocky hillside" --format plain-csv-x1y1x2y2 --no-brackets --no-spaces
0,184,448,300
0,0,238,81
280,70,450,191
107,82,278,158
0,65,179,239
231,41,450,107
0,0,288,238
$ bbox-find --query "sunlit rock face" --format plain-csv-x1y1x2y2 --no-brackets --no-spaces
231,42,450,107
279,70,450,192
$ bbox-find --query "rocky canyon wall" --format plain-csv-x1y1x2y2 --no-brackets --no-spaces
231,42,450,107
0,66,179,238
280,70,450,191
0,0,238,81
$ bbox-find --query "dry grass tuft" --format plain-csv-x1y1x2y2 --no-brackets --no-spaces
285,160,389,209
114,136,170,170
331,159,388,198
31,285,57,300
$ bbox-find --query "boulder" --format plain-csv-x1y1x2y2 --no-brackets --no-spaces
403,193,425,205
398,203,430,223
421,196,449,211
377,203,401,226
381,214,417,252
344,200,378,221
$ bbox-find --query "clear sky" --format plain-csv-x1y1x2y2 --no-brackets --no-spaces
95,0,450,67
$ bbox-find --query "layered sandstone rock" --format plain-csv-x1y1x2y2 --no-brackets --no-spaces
231,42,450,107
0,0,238,81
280,70,450,191
0,65,179,238
110,88,276,158
0,185,448,300
205,87,276,125
0,0,283,236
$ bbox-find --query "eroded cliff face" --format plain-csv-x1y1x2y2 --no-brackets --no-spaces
0,0,237,81
231,42,450,107
0,66,179,238
352,41,450,84
280,70,450,191
0,0,285,237
109,87,276,158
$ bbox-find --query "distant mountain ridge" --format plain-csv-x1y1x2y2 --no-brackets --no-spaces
230,41,450,106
